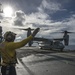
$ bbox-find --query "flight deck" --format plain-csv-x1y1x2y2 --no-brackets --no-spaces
15,46,75,75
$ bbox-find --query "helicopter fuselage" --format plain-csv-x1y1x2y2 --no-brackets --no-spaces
38,40,65,51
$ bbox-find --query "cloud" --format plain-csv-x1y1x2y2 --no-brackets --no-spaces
25,12,50,26
38,0,66,14
11,0,67,29
62,14,75,31
13,10,26,26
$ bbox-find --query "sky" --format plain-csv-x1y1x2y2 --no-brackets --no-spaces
0,0,75,45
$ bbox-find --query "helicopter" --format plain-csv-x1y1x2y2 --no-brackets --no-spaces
34,30,75,51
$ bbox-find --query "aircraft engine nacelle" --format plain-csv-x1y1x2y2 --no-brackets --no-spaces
63,34,69,46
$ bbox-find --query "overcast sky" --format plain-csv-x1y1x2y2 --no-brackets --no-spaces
0,0,75,45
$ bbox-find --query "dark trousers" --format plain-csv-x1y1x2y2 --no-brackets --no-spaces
1,65,16,75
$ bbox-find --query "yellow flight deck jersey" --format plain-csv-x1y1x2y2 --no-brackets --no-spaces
0,35,33,66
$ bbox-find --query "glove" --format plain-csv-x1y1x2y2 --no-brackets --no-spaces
31,28,40,37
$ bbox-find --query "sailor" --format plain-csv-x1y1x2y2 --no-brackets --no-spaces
0,28,40,75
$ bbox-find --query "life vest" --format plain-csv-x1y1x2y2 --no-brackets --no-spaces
0,43,18,66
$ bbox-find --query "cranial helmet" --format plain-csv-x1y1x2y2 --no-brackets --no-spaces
4,31,16,42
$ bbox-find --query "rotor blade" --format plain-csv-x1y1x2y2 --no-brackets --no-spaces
56,30,75,33
19,29,34,31
13,28,28,30
21,27,34,31
13,27,34,31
